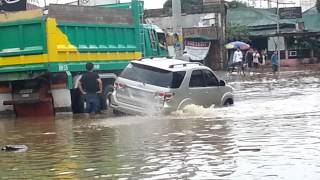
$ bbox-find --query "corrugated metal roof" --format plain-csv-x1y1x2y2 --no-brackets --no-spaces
303,14,320,32
303,7,318,16
249,28,302,36
227,7,320,35
227,7,296,27
302,7,320,32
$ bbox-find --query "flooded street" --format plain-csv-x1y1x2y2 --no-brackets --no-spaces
0,69,320,179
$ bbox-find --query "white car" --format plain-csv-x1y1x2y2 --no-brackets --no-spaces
110,58,234,115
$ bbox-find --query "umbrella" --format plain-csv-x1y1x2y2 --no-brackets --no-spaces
225,41,250,50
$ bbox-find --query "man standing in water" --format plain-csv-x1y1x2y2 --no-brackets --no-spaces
271,51,279,74
79,62,103,114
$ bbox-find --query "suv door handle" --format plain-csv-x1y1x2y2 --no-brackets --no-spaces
205,92,209,94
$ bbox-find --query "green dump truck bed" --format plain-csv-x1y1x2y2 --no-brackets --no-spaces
0,1,143,74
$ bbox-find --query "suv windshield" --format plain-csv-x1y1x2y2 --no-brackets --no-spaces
120,63,186,88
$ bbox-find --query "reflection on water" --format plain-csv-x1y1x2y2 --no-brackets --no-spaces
0,70,319,179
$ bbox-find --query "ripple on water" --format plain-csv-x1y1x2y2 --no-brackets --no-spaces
0,70,319,179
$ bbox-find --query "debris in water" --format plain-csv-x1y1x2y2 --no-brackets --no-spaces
239,148,261,152
1,145,28,152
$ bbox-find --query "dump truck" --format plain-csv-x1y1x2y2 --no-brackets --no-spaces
0,0,168,117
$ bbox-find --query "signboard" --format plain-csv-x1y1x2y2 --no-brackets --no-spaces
268,36,285,51
279,7,302,19
0,0,27,11
183,27,218,40
184,40,211,61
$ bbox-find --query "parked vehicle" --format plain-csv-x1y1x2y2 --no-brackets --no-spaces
110,58,234,115
0,0,168,117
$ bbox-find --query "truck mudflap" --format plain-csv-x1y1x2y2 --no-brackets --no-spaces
3,84,54,117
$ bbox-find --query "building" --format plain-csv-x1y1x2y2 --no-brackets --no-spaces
227,6,320,66
144,0,227,70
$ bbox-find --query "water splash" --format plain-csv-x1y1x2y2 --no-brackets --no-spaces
171,104,216,117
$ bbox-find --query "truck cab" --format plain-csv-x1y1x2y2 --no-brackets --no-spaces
143,24,168,58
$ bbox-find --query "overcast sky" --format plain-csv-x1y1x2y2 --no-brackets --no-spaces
120,0,167,9
42,0,315,11
120,0,315,10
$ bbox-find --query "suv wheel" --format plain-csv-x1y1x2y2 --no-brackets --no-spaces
223,98,234,106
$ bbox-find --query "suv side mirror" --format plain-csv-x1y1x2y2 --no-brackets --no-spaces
219,80,226,86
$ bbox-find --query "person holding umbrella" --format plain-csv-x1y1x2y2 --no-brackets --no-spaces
232,48,243,75
225,41,250,76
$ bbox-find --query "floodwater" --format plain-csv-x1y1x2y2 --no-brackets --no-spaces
0,69,320,179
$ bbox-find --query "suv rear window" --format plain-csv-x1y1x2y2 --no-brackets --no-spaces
120,63,186,88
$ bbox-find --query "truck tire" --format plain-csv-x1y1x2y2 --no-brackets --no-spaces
100,85,114,110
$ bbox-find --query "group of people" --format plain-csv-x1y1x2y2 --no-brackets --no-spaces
230,48,279,76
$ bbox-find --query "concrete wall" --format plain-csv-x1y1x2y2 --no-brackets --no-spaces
144,3,227,70
147,13,218,32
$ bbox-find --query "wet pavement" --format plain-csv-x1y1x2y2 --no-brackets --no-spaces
0,69,320,179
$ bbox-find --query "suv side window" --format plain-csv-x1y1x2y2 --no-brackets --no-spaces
203,70,219,86
189,70,205,87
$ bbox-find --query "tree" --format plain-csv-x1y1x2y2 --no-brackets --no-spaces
163,0,202,10
226,1,248,9
225,1,249,42
317,0,320,12
226,23,250,42
296,37,320,49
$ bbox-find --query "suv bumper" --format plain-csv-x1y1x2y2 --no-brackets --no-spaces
110,94,176,115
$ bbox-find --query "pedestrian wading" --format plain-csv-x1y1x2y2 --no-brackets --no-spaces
79,62,103,114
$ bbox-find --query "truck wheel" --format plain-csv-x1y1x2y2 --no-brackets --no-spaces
100,85,114,110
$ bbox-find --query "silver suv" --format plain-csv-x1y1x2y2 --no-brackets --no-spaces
110,58,234,115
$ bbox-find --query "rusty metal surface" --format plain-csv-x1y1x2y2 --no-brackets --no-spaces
48,4,133,25
183,27,219,40
0,9,43,22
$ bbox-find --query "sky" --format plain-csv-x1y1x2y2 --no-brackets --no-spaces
38,0,316,11
120,0,167,9
120,0,316,10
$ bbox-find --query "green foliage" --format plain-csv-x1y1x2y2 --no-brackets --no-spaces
226,1,248,9
226,23,250,42
163,0,202,9
296,37,320,49
317,0,320,12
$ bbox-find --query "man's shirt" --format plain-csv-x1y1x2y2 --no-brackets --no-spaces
80,71,100,94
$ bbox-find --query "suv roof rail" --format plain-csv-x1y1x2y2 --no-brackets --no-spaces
138,57,154,61
168,62,203,68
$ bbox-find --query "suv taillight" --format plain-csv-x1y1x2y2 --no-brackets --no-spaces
157,92,174,102
114,82,127,89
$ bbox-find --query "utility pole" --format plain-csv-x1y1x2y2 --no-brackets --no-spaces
172,0,182,35
268,0,272,8
276,0,281,73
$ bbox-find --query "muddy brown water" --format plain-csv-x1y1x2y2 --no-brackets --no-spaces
0,70,319,179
